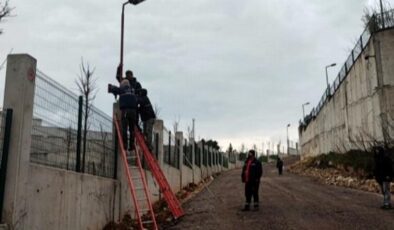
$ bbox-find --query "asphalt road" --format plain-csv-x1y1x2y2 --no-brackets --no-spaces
168,161,394,230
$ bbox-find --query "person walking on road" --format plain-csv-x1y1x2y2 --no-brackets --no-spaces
241,150,263,211
373,146,393,209
276,157,284,175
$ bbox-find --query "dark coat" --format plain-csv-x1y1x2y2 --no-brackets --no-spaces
374,152,393,183
128,77,142,93
276,159,283,169
241,157,263,183
137,89,156,122
111,85,137,110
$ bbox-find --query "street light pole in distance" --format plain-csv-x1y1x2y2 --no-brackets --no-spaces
286,124,291,155
325,63,336,96
302,102,310,120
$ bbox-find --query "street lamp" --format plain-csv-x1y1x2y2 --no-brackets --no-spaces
119,0,147,76
325,63,336,93
302,102,310,119
286,124,291,155
380,0,385,29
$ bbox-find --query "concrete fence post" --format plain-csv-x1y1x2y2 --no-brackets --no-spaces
2,54,37,228
153,120,164,168
190,137,195,184
175,132,183,190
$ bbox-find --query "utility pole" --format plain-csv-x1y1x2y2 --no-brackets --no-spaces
287,124,291,155
192,118,195,139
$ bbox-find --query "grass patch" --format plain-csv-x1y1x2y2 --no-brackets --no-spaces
306,150,376,179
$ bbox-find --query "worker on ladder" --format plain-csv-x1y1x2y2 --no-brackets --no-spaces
137,88,156,151
109,79,138,151
116,64,142,94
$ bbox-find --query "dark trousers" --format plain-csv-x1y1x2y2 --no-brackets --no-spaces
278,167,283,175
245,181,260,205
143,118,155,150
121,109,137,150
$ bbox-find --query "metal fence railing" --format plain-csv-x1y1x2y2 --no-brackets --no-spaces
163,128,179,168
183,138,192,168
302,10,394,129
195,142,201,167
0,109,12,222
30,70,115,178
0,111,7,167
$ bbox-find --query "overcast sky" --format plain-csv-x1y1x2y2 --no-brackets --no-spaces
0,0,392,152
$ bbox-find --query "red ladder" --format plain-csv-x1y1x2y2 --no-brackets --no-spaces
114,118,158,230
135,128,184,219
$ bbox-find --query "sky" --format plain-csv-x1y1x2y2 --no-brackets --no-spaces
0,0,392,152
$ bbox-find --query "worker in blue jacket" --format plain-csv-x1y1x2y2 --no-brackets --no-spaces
109,79,138,151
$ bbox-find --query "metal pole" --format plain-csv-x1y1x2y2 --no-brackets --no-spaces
380,0,385,29
0,109,13,222
192,118,195,139
76,96,83,172
302,104,305,119
120,2,128,77
287,125,290,155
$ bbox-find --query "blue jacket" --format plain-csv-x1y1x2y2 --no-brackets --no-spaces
111,85,137,110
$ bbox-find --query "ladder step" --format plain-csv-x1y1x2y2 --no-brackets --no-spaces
139,208,151,213
142,220,154,224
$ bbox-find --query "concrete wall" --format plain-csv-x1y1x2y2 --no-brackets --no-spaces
1,54,244,229
299,29,394,158
26,164,118,230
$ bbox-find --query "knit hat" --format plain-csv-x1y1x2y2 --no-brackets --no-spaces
120,79,130,88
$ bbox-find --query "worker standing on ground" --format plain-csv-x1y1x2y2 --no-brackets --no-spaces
241,150,263,211
137,88,156,151
373,146,393,209
109,79,138,151
276,157,284,175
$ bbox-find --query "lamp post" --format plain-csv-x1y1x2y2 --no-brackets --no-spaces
287,124,291,155
302,102,310,119
325,63,336,96
380,0,385,29
120,0,146,76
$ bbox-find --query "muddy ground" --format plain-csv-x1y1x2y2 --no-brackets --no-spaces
168,160,394,230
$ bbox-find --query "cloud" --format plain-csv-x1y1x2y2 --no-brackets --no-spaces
1,0,393,151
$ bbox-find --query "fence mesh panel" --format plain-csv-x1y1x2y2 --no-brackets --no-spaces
30,70,114,178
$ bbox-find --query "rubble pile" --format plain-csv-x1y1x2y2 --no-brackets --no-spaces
289,158,394,194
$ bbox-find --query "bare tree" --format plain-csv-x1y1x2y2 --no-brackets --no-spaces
173,115,180,134
362,0,393,31
240,143,246,154
0,0,13,35
75,58,97,172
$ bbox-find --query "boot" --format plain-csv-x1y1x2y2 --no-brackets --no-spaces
241,204,250,211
